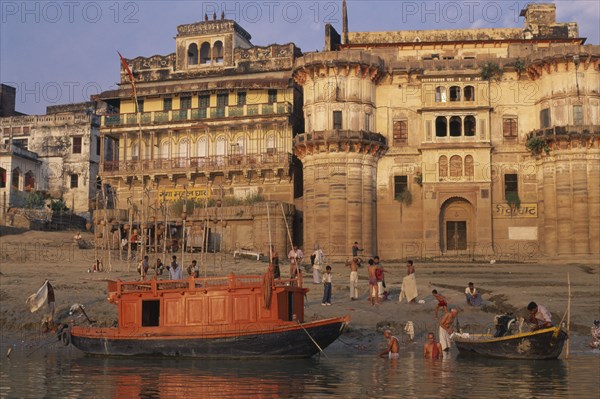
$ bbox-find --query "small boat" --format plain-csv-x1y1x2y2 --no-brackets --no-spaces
60,273,349,358
453,315,567,360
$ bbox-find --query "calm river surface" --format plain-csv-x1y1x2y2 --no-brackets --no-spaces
1,339,599,398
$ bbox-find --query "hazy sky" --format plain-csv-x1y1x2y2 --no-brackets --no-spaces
1,0,598,115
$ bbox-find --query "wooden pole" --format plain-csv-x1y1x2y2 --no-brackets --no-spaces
566,272,571,360
127,206,133,272
94,192,99,264
280,203,296,278
181,188,187,272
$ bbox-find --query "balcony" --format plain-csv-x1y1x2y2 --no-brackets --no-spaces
101,102,292,128
528,125,600,138
101,153,291,177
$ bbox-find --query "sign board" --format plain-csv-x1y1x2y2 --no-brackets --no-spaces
509,227,538,240
158,189,210,204
493,203,538,218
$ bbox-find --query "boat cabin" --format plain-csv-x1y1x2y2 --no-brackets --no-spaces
107,273,307,332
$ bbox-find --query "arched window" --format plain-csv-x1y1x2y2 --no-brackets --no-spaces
196,137,207,157
449,116,462,136
179,138,189,158
439,156,448,178
188,43,198,65
131,142,139,160
11,168,20,190
266,133,276,154
235,136,245,154
435,86,447,103
464,155,474,178
435,116,447,137
464,86,475,101
24,171,35,192
464,116,476,137
213,41,224,63
449,86,461,102
161,141,170,159
216,136,227,156
200,42,211,64
450,155,462,177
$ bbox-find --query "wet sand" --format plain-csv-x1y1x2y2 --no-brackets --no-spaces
1,230,598,351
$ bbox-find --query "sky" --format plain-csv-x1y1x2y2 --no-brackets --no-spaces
1,0,599,115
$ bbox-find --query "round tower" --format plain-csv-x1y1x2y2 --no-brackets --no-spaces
293,51,388,259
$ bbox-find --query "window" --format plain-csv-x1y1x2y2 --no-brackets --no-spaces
393,120,408,145
200,42,211,64
450,155,462,177
196,137,207,157
464,86,475,101
394,176,408,199
449,86,461,102
573,105,583,125
198,94,210,109
72,137,82,154
188,43,198,65
464,155,474,178
180,96,192,109
24,171,34,192
268,89,277,104
96,136,101,156
449,116,462,137
137,100,144,113
70,174,79,189
504,174,518,199
503,117,518,138
163,98,172,111
237,92,247,106
11,169,19,190
464,116,476,137
439,156,448,178
0,167,5,188
435,86,447,103
435,116,447,137
12,138,28,150
333,111,343,130
217,93,228,107
213,41,224,63
266,134,276,154
540,108,551,128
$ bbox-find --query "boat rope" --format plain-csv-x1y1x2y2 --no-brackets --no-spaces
297,321,328,359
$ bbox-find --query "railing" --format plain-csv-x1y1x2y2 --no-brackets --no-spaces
111,274,300,296
529,125,600,138
0,143,39,159
294,130,387,146
101,102,292,127
102,153,291,175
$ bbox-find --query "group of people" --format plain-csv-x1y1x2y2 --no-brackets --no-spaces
138,255,201,281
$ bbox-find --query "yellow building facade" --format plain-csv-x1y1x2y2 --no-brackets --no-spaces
293,3,599,260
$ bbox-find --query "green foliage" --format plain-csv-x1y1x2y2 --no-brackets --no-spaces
24,191,45,209
395,189,413,206
48,198,69,213
480,62,503,81
506,192,521,210
514,58,526,74
526,136,550,155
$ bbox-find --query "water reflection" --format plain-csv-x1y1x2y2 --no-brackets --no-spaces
0,344,597,398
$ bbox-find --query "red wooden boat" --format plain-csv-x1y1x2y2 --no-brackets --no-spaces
61,273,349,358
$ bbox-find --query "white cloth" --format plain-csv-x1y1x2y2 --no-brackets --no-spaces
439,326,452,351
465,287,478,296
26,281,49,313
399,274,418,303
169,265,183,280
350,271,359,299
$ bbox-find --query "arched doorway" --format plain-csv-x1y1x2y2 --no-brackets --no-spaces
439,197,473,253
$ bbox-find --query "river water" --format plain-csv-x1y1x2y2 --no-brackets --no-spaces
1,338,598,399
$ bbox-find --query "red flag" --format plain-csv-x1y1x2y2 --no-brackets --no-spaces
117,51,136,97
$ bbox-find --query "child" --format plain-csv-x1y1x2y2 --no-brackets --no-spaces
321,265,333,306
432,289,448,319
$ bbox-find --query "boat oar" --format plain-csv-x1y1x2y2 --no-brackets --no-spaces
297,320,328,359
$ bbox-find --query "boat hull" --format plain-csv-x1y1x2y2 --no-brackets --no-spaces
453,327,567,360
67,317,348,359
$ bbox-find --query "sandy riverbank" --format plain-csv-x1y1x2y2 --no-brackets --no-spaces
1,230,598,352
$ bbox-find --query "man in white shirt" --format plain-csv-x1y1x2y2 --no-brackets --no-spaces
527,301,553,330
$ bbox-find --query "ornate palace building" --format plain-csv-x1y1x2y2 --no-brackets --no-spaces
96,16,303,254
92,3,599,260
293,2,599,259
